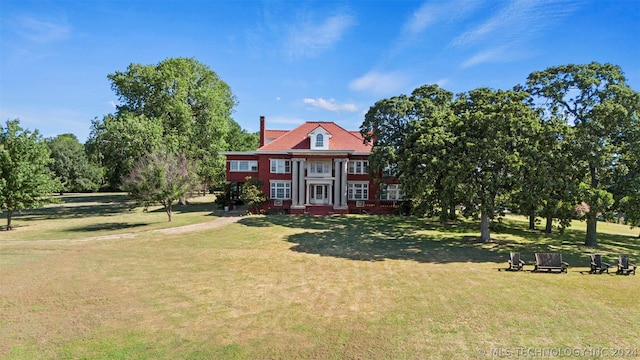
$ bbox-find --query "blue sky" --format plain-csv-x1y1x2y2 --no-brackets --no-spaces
1,0,639,142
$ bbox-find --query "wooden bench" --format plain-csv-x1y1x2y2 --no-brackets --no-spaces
534,253,568,273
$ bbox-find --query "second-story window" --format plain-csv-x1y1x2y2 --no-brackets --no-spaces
348,160,369,174
229,160,258,172
270,159,291,174
315,134,324,148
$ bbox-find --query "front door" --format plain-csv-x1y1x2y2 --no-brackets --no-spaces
310,184,328,204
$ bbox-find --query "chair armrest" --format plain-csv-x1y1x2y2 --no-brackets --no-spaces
562,261,569,267
602,262,612,267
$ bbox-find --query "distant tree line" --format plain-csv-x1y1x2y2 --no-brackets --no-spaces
1,57,258,227
361,62,640,246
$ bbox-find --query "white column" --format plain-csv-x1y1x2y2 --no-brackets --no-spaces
341,159,348,207
333,159,341,207
291,159,299,206
298,158,306,205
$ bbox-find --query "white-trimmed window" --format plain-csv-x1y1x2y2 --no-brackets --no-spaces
380,184,403,200
348,160,369,174
270,181,291,199
270,159,291,174
348,182,369,200
229,160,258,172
309,126,331,150
308,161,331,175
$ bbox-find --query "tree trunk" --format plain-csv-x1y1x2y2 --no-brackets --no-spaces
449,203,457,220
585,164,599,247
439,207,448,224
545,217,553,234
585,214,598,247
480,211,491,242
529,214,536,230
165,203,173,222
6,210,13,230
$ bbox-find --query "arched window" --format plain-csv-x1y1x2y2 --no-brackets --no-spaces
315,134,324,148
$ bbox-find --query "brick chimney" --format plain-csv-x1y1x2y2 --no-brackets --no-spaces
259,115,265,147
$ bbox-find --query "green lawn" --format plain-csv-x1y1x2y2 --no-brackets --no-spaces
1,194,639,359
0,193,221,241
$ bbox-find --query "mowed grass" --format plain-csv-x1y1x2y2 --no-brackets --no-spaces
1,194,639,359
0,193,220,241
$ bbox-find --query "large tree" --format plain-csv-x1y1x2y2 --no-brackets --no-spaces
121,152,197,222
0,119,59,230
106,57,237,188
452,88,539,242
398,84,460,222
87,113,165,188
46,133,102,193
527,62,640,246
510,116,578,233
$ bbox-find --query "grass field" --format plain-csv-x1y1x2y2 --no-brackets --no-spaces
1,194,639,359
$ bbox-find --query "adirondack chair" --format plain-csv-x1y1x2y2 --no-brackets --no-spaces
534,252,569,273
616,255,637,275
507,252,525,271
589,254,611,274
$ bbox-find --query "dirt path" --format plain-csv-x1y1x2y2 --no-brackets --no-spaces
154,215,242,235
1,215,243,243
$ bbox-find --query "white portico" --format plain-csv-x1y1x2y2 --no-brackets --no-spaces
290,155,349,211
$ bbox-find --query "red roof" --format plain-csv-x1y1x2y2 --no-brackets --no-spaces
258,122,370,153
264,130,288,142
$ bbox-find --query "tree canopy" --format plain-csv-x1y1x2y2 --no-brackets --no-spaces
361,62,638,244
46,133,102,193
526,62,640,246
89,57,237,189
362,85,539,242
0,119,59,230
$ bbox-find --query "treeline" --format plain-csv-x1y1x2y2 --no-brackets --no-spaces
1,57,257,228
361,62,640,247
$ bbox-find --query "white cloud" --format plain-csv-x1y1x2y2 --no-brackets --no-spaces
461,48,507,68
451,0,577,48
286,13,355,59
303,98,358,112
16,16,71,44
434,78,449,87
404,0,484,35
349,70,410,95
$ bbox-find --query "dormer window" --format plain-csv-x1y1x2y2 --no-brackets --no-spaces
308,126,331,150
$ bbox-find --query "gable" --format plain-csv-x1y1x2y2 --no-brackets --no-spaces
308,126,331,150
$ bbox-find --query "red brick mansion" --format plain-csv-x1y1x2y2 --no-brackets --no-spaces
221,117,402,215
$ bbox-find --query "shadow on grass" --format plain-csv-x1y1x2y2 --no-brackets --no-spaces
52,193,131,204
146,201,219,216
239,215,640,265
69,222,148,232
1,193,219,224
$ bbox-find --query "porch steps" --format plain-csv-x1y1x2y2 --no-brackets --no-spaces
305,205,334,216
